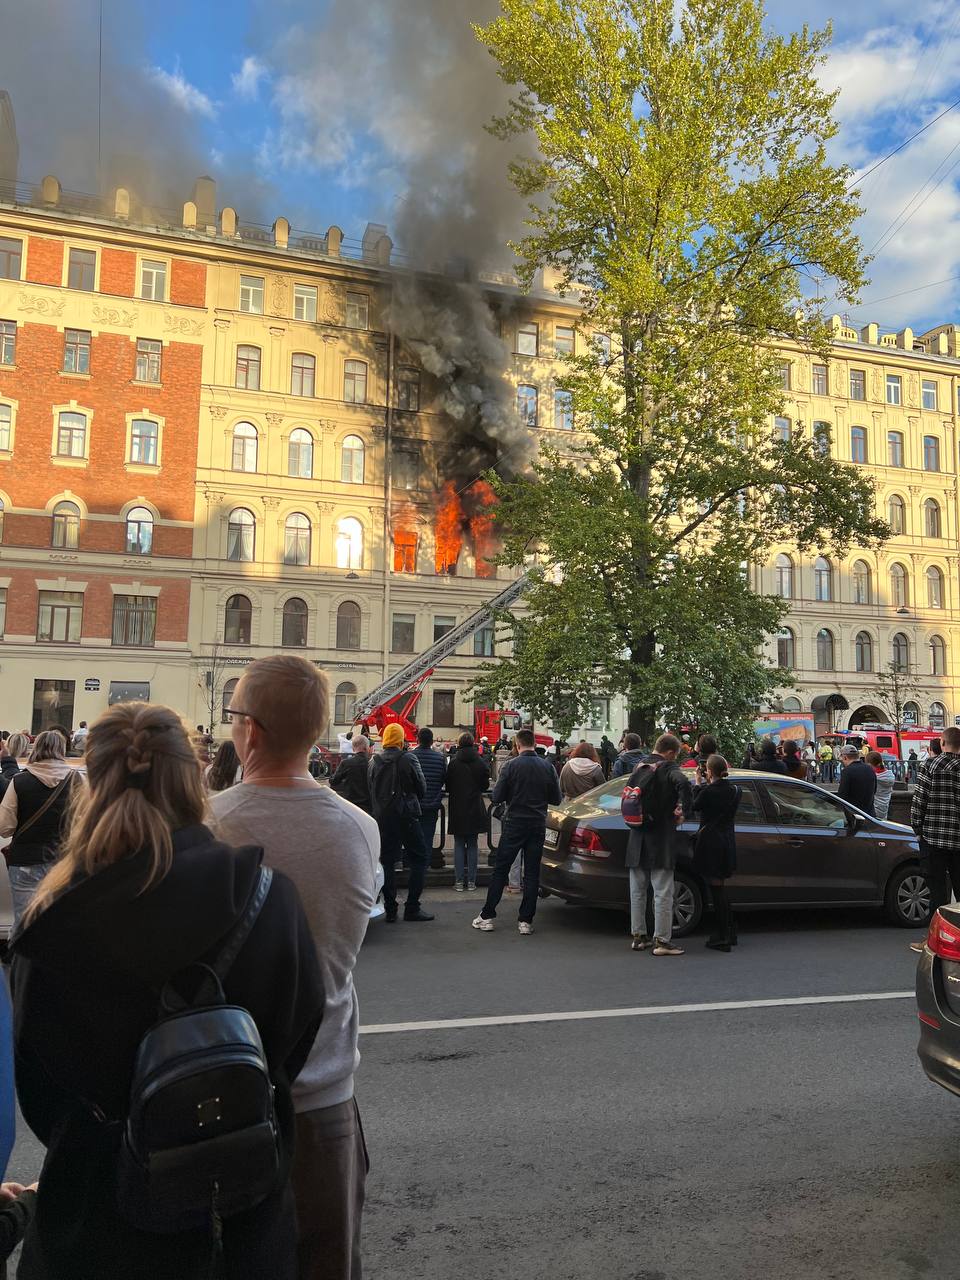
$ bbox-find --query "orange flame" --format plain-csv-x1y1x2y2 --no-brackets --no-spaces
468,480,498,579
392,501,419,573
435,482,464,574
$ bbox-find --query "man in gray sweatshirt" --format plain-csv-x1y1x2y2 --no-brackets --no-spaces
208,655,379,1280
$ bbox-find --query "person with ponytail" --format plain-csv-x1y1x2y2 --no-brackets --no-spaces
691,754,742,953
10,702,324,1280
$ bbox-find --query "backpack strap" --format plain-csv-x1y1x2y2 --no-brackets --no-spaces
212,865,273,984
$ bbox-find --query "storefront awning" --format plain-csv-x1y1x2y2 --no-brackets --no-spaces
811,693,850,713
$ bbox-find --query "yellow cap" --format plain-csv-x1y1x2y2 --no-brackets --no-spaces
381,723,405,749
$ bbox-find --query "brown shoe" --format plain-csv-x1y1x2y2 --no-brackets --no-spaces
652,938,684,956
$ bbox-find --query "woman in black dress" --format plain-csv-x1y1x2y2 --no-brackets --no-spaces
692,754,741,952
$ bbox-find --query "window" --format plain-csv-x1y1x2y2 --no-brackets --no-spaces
392,612,416,653
931,635,947,676
890,562,909,607
0,237,21,280
288,428,313,479
888,431,903,467
850,369,865,400
345,293,369,330
925,498,942,538
334,682,357,723
0,405,10,451
904,701,921,727
281,598,308,647
888,494,906,534
594,332,611,360
290,353,315,397
765,781,847,830
931,702,947,729
855,631,873,672
923,379,937,411
397,367,420,412
224,594,252,644
335,517,363,569
294,284,318,322
812,363,828,395
56,411,86,458
433,691,456,727
235,345,261,391
927,565,945,609
517,322,539,356
231,422,258,472
434,615,455,643
892,632,910,671
394,529,417,572
555,389,574,430
814,557,832,602
341,435,365,484
51,500,80,548
125,506,154,555
886,374,902,405
474,624,495,657
774,416,791,442
221,678,239,723
393,449,419,491
283,512,311,566
0,320,15,365
0,586,6,636
850,426,867,463
67,248,96,291
134,338,161,383
852,560,871,605
336,601,361,650
63,329,90,374
776,627,795,669
924,436,940,471
343,360,367,404
774,554,793,599
111,595,156,647
777,362,791,390
139,259,166,301
130,418,158,465
816,628,835,670
239,275,264,314
517,384,538,428
226,508,255,562
37,590,83,643
555,325,575,356
813,421,831,456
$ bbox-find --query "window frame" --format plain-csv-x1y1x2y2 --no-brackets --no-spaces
343,360,368,404
516,322,539,357
774,416,791,443
890,562,909,608
814,557,833,603
774,554,793,600
776,627,795,669
555,325,575,356
0,237,22,281
341,435,365,484
290,352,316,397
293,283,318,323
336,601,362,651
281,597,308,648
397,366,421,412
815,628,835,671
892,632,910,671
517,383,538,429
887,431,904,467
51,500,81,549
850,425,867,464
134,337,162,383
852,561,871,605
226,508,256,563
931,635,947,676
238,275,264,314
124,505,154,555
0,319,16,366
223,594,253,644
433,690,456,727
129,418,159,467
335,517,363,570
66,247,97,292
849,369,865,401
345,292,369,330
812,363,828,395
924,499,942,539
555,388,574,430
55,410,87,460
922,379,938,411
855,631,873,673
231,422,259,473
282,512,311,567
37,589,83,644
334,681,357,723
888,495,906,535
391,612,416,654
235,345,261,391
886,374,902,406
111,594,157,648
927,566,945,609
287,428,314,479
63,328,91,374
923,435,941,472
138,258,167,302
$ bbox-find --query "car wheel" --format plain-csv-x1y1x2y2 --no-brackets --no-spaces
884,863,932,928
672,871,703,937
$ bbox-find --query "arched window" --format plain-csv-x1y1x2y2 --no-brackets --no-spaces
927,565,945,609
930,702,947,729
130,418,159,465
343,360,367,403
855,631,873,672
283,512,311,566
814,556,832,602
852,560,871,605
774,554,793,599
776,627,795,669
341,435,365,484
281,597,308,647
925,498,942,538
221,677,239,724
888,494,906,535
336,600,361,650
224,594,252,645
226,508,255,562
892,632,910,671
290,353,316,397
288,428,313,479
335,517,363,570
334,681,357,724
125,505,153,555
816,628,835,671
903,701,921,727
51,500,80,549
930,635,947,676
851,425,867,463
231,422,258,472
890,562,908,607
783,697,803,712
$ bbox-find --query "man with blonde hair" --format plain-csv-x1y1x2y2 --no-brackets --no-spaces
207,655,379,1280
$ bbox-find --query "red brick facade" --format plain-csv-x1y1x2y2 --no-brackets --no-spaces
99,246,136,298
171,259,206,308
24,236,63,286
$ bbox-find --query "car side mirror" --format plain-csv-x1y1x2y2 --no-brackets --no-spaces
846,812,865,833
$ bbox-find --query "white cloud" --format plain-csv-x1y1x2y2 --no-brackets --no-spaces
232,56,267,101
148,65,217,119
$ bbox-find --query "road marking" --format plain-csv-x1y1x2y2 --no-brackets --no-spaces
360,990,914,1035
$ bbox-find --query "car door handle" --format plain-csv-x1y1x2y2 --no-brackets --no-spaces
787,838,804,847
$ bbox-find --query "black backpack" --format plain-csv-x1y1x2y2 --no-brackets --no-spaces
117,866,281,1235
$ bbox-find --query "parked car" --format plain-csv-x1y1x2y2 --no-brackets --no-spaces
916,906,960,1096
541,770,928,936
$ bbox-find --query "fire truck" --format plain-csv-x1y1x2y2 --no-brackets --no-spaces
828,723,943,760
351,572,554,746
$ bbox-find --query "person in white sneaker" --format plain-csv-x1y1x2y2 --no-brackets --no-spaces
626,733,693,956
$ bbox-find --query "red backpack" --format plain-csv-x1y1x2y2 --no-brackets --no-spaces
620,761,661,827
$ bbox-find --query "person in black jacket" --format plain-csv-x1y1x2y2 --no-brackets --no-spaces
368,723,430,922
411,728,447,864
749,738,787,775
445,733,490,892
837,744,877,816
692,754,742,952
10,701,324,1280
329,734,373,813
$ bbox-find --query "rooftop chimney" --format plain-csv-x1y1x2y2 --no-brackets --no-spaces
362,222,389,263
0,91,18,187
192,176,217,230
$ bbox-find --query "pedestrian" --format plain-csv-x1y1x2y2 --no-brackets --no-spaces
411,727,446,862
0,968,36,1278
11,701,325,1280
560,743,605,800
781,740,806,780
692,753,741,952
71,720,89,753
802,740,817,782
907,749,919,783
0,735,23,798
492,737,511,782
626,733,693,956
837,744,877,816
598,734,617,778
817,740,834,783
330,733,374,813
910,726,960,952
369,722,432,922
207,655,379,1280
859,741,871,760
750,738,787,775
931,738,943,758
693,734,718,784
0,731,79,927
205,738,242,792
445,732,490,892
867,750,895,822
472,728,561,935
611,732,645,778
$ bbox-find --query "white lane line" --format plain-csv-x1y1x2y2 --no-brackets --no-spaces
360,990,914,1035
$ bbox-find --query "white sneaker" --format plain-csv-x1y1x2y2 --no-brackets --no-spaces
472,915,494,931
518,921,534,935
454,881,465,892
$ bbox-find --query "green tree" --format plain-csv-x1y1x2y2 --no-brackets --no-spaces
472,0,886,747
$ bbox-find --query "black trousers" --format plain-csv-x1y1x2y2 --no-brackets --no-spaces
919,839,960,913
379,814,429,915
481,820,545,924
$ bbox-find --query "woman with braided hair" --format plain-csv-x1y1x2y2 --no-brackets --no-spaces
10,702,324,1280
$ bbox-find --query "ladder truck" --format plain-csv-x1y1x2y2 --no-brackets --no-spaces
351,572,553,746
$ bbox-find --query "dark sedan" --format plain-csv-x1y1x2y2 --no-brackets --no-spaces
916,907,960,1096
540,770,928,936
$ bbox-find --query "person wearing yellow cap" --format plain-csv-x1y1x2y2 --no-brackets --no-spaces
368,723,432,921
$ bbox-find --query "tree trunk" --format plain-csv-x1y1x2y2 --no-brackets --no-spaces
627,632,657,745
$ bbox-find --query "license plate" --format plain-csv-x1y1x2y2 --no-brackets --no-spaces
544,828,559,847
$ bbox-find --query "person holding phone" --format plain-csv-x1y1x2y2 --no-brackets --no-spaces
692,754,742,953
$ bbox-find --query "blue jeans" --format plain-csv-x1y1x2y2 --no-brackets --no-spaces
481,820,545,924
629,865,674,942
9,863,50,929
454,835,479,884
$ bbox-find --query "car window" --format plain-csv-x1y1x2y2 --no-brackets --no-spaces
733,783,764,825
875,735,895,749
565,776,627,816
763,780,847,830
